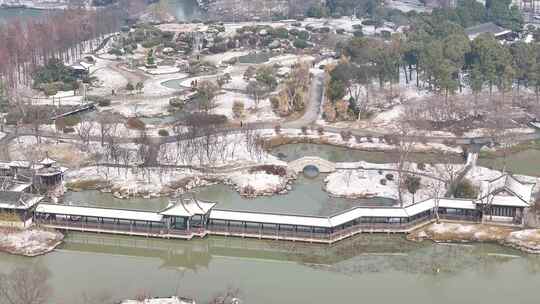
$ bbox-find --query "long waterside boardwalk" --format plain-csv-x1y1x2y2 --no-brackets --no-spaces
30,175,532,244
33,198,509,244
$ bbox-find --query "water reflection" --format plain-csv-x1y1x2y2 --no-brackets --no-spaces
58,233,528,276
2,233,539,304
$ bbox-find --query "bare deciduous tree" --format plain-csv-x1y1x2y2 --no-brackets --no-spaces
77,116,95,148
395,119,416,206
0,264,52,304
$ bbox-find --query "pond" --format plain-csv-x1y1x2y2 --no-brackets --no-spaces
62,175,395,217
63,191,170,211
270,143,464,164
478,149,540,177
161,78,192,90
2,233,540,304
0,7,44,22
161,0,206,21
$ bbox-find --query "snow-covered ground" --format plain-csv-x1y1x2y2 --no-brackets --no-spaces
227,168,294,197
122,296,193,304
324,161,450,205
30,90,84,106
8,136,100,168
504,229,540,253
0,228,63,257
263,128,462,154
410,222,540,254
268,54,315,67
158,132,284,167
138,66,181,75
466,166,540,194
63,131,288,197
65,166,201,198
408,222,513,243
463,127,536,138
212,91,280,122
89,59,129,96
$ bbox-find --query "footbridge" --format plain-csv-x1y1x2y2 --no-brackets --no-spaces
288,156,337,173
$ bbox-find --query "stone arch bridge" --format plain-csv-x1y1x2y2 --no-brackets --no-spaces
288,157,337,173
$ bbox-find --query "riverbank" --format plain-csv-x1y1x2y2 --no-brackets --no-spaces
408,222,540,254
0,227,63,257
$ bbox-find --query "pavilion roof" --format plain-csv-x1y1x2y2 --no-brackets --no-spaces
465,22,511,40
159,199,216,218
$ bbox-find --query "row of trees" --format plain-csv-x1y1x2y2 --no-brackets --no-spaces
0,8,122,89
327,0,536,122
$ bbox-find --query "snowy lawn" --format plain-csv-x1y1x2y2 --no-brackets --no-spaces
8,136,101,167
122,296,193,304
227,168,294,197
408,222,515,243
212,91,280,123
138,65,181,75
263,128,463,154
324,161,449,205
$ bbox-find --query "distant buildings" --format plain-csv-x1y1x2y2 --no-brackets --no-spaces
0,157,66,227
0,157,66,197
464,22,515,40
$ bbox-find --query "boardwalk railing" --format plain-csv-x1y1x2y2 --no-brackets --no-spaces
37,214,481,244
35,217,206,239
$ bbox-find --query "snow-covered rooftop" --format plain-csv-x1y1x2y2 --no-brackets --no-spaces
479,174,535,205
210,198,479,228
479,195,531,208
210,209,333,228
7,183,32,192
159,199,216,217
465,22,511,40
36,204,164,222
0,191,44,210
39,157,57,166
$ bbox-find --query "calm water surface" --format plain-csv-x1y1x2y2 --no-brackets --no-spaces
64,175,395,216
479,149,540,177
269,143,463,164
0,8,44,21
2,234,540,304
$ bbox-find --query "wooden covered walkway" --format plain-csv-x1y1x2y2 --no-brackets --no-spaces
33,197,488,244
